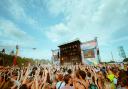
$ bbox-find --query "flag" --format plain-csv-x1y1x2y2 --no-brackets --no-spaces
13,56,17,66
13,45,18,66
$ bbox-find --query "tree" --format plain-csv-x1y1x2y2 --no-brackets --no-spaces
0,53,35,66
107,60,115,63
123,58,128,62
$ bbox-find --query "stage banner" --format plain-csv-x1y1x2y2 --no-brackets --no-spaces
52,49,60,64
81,39,98,65
81,40,97,50
83,48,95,58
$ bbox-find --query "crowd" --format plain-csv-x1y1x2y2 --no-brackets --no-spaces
0,63,128,89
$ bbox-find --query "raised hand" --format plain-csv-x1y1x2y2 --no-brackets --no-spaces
22,63,31,84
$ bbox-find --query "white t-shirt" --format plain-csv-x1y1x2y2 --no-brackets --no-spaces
113,78,117,84
56,81,65,89
61,85,74,89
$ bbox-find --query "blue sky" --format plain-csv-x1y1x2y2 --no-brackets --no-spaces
0,0,128,62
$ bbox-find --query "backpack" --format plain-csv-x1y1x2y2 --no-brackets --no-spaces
88,84,98,89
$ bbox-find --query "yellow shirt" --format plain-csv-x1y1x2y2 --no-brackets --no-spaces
107,74,114,82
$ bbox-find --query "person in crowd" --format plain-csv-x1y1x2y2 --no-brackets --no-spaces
61,74,74,89
0,63,128,89
117,69,128,89
55,73,65,89
104,77,112,89
107,69,116,89
74,70,87,89
97,71,105,89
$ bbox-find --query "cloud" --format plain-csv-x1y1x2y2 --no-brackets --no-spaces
7,0,43,31
46,23,70,42
112,26,128,40
8,0,26,20
45,0,128,46
0,0,50,59
0,0,127,60
45,0,102,43
0,19,35,46
46,0,67,17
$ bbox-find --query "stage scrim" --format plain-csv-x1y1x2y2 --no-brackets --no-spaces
81,37,100,65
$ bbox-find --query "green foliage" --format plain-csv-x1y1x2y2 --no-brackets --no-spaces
35,59,52,64
123,58,128,62
107,60,115,63
0,53,35,66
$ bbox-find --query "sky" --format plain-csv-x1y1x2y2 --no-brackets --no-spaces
0,0,128,62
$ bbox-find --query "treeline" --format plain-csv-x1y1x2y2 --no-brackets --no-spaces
0,53,35,66
123,58,128,62
34,59,52,65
